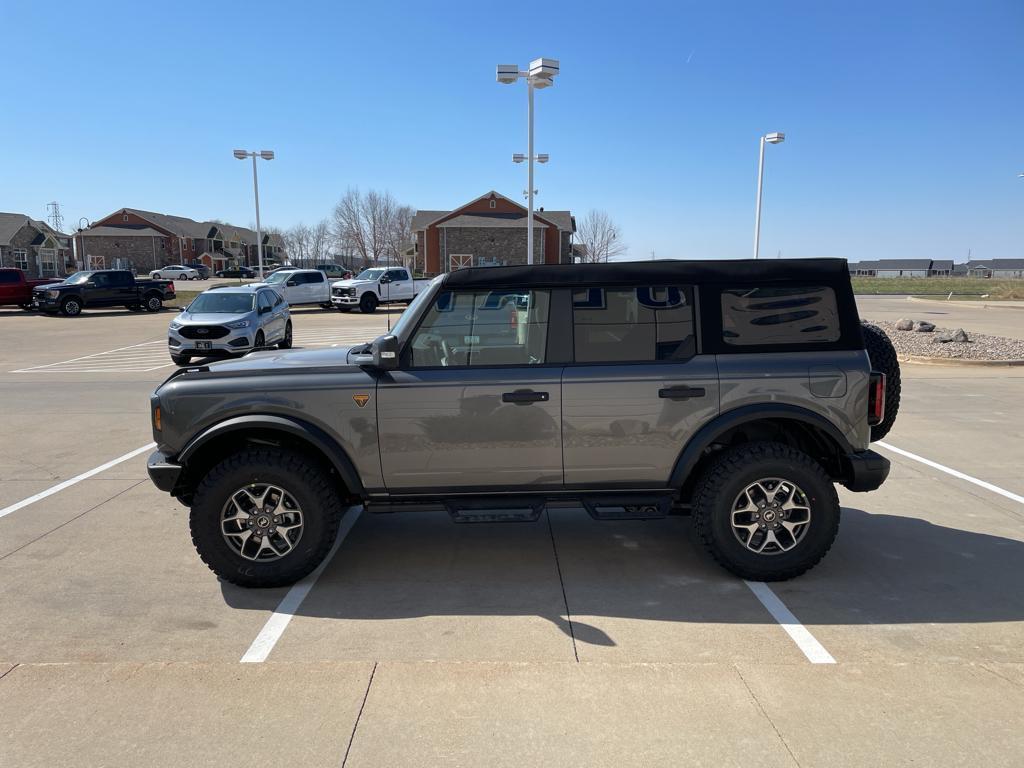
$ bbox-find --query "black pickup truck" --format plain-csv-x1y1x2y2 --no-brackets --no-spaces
32,270,176,316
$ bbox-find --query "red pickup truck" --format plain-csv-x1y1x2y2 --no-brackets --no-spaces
0,268,63,309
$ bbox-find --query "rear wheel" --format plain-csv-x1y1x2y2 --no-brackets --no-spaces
861,322,901,441
152,272,163,279
359,293,378,313
60,297,82,316
189,447,344,587
693,442,840,581
279,321,293,349
144,294,163,312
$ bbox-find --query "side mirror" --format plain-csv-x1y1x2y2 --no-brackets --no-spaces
286,280,297,287
379,275,392,284
371,335,400,370
259,305,271,315
85,281,96,287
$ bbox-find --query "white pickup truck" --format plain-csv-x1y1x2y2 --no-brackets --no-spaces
330,267,432,313
261,269,335,309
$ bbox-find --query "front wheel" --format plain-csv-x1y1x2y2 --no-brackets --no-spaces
152,272,163,279
278,321,293,349
188,447,344,587
692,442,840,581
253,330,265,351
359,293,378,313
60,297,82,316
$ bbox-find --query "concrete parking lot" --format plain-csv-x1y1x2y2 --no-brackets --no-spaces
1,296,1023,767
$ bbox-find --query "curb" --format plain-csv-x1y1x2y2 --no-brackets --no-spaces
897,354,1024,367
906,296,1024,310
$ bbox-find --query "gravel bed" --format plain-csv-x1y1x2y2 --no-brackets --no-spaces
867,320,1024,361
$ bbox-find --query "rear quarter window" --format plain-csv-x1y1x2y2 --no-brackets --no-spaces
721,286,840,346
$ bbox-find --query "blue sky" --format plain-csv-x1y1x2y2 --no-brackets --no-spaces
2,0,1021,262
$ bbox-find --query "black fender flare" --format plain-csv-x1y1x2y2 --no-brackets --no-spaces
668,403,855,488
177,414,365,495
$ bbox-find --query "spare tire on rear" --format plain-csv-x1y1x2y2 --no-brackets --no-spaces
861,322,900,441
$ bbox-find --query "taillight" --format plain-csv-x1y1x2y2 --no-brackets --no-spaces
868,371,885,426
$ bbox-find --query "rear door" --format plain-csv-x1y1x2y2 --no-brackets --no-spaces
561,285,720,487
376,287,563,490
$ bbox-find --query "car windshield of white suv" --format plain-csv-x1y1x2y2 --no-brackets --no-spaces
355,268,385,281
186,293,255,314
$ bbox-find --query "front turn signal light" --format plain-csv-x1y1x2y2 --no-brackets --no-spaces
153,405,162,432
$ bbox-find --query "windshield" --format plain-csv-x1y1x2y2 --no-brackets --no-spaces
388,275,443,339
186,292,255,314
64,271,93,284
264,271,295,284
355,268,385,281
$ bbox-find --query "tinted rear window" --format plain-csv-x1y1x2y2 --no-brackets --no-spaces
572,286,695,363
721,286,840,346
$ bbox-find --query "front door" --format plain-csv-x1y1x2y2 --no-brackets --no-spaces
561,285,720,486
376,287,562,491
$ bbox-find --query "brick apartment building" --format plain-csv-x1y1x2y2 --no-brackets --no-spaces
76,208,286,274
0,213,72,277
410,191,575,275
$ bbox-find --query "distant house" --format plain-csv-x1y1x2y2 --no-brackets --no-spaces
409,191,575,275
929,260,953,276
964,259,1024,279
0,213,72,277
77,208,286,274
847,260,880,276
874,259,932,278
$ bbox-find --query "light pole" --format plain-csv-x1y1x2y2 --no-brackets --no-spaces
497,58,559,265
75,217,90,271
753,132,785,260
233,149,274,279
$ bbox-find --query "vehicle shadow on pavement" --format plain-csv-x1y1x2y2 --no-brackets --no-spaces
219,507,1024,644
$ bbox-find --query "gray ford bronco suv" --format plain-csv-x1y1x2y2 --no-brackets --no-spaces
147,259,898,587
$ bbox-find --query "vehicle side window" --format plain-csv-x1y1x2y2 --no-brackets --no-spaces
721,286,840,346
91,273,110,287
409,289,550,367
0,271,18,284
258,292,273,311
389,269,409,281
111,272,132,286
311,272,324,283
273,293,283,307
572,286,695,363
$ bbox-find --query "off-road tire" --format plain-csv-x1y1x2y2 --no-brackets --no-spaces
861,321,901,441
60,297,82,316
171,353,191,366
279,321,293,349
693,441,840,581
144,293,163,312
189,447,344,587
359,293,378,313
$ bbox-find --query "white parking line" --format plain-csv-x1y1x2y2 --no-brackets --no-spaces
12,341,171,373
0,443,156,520
240,507,363,663
744,580,836,664
877,441,1024,506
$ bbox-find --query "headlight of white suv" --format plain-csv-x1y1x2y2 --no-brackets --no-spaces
227,320,250,329
169,320,183,330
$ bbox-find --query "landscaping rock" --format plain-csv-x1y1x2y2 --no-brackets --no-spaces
914,321,936,332
953,328,969,343
864,321,1024,361
935,331,953,343
895,318,914,331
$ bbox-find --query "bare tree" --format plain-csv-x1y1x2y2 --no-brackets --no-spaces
331,188,412,268
310,219,331,264
576,210,627,263
285,223,312,266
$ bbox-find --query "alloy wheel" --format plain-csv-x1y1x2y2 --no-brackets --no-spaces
730,477,811,555
221,483,304,562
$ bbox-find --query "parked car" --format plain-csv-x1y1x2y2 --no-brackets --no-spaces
167,284,291,366
0,268,64,310
151,265,200,281
215,266,256,279
33,270,175,316
315,263,353,281
330,267,431,313
146,258,900,587
185,262,211,279
261,269,332,309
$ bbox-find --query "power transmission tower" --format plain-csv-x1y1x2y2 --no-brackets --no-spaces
46,201,64,233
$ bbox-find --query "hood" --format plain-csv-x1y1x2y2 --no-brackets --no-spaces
176,311,252,325
332,278,376,289
197,347,358,375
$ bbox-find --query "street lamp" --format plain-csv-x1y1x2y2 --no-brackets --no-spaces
233,149,275,278
753,132,785,260
497,57,559,265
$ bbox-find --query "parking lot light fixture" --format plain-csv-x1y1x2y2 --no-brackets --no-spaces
233,149,275,279
753,131,785,260
496,57,559,265
512,153,526,163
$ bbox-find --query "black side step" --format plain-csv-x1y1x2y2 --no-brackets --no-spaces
581,494,673,520
445,498,545,523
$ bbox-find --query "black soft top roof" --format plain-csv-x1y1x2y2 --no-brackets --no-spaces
441,258,851,289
